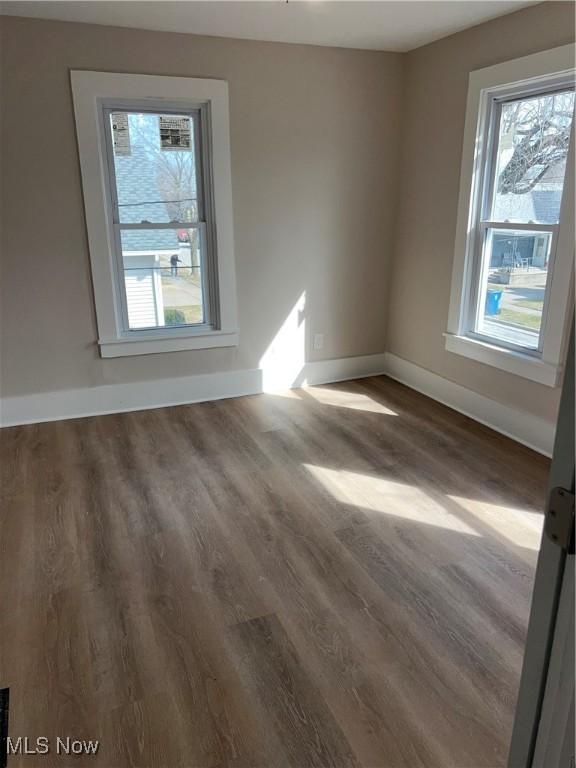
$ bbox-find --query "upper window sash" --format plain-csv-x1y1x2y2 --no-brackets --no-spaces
103,106,205,228
479,87,575,227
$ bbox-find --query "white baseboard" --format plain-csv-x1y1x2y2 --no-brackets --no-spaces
384,352,555,457
0,351,556,457
0,368,261,428
0,353,387,428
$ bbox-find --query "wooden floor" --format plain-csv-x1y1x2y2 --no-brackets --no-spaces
0,376,549,768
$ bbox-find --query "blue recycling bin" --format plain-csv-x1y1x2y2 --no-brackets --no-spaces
485,289,503,316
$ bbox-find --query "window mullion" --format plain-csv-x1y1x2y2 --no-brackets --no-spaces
117,221,204,231
479,220,558,233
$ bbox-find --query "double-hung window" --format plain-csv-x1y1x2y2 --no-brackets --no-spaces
447,46,575,386
71,72,238,357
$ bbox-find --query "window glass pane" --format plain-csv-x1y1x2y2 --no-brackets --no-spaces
476,228,552,350
491,90,575,224
120,228,204,330
110,111,199,224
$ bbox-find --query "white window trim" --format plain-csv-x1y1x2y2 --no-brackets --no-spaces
71,71,238,357
447,45,575,387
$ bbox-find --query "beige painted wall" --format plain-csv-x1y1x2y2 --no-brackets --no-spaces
0,16,403,397
386,1,575,425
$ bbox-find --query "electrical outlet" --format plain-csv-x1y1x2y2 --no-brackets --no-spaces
313,333,324,351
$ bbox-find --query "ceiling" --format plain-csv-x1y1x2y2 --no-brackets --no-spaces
0,1,540,52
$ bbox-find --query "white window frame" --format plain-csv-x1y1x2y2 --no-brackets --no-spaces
447,45,575,387
71,71,238,358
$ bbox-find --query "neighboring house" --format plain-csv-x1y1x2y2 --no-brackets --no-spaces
489,160,565,272
123,253,165,329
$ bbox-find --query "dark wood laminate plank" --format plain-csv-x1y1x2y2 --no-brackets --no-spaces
336,521,520,714
226,614,360,768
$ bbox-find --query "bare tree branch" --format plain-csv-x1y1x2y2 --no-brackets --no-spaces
497,93,574,195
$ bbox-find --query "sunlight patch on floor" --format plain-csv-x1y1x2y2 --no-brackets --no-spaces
447,495,543,551
302,386,397,415
305,464,480,535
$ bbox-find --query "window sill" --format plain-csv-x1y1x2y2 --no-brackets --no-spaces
444,333,562,387
99,330,239,358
